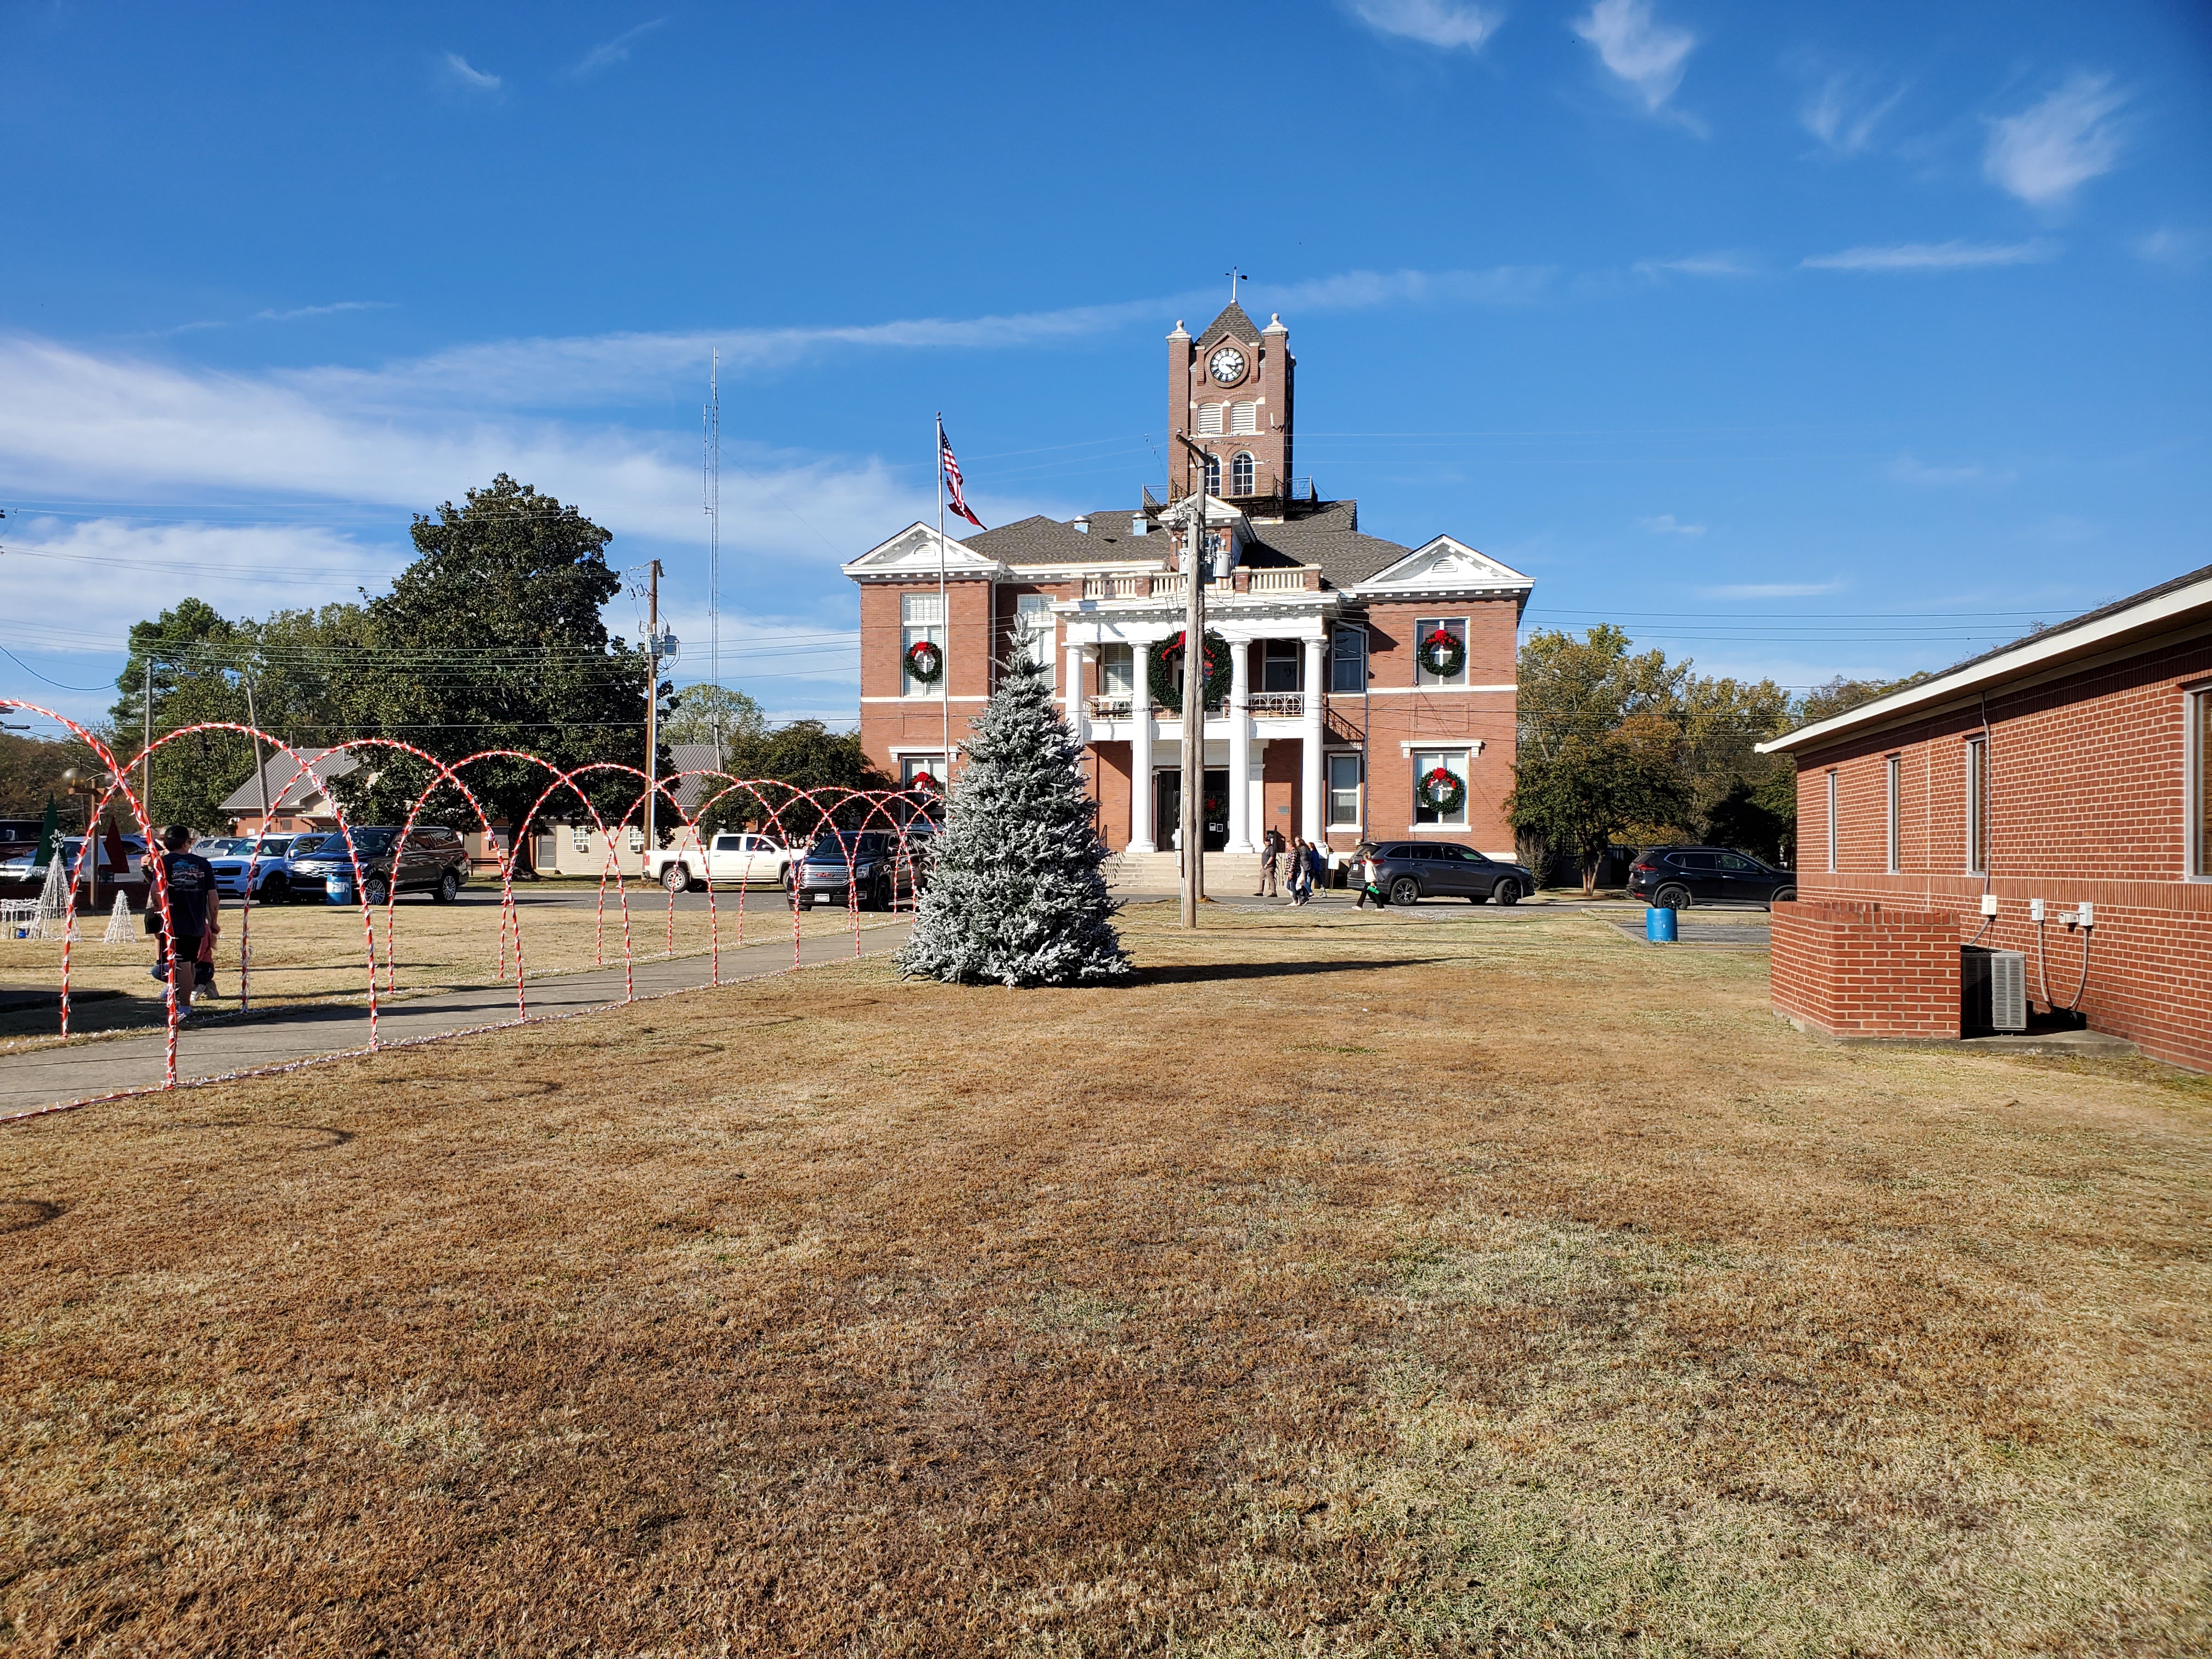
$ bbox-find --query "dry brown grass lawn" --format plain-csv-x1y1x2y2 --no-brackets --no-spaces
1,904,2205,1656
0,889,892,1046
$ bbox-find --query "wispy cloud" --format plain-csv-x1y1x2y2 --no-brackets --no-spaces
575,18,667,76
1341,0,1502,52
1701,580,1844,599
1632,252,1752,278
1640,514,1705,537
441,52,503,95
1984,72,2127,208
1801,239,2056,272
1800,72,1903,157
1260,266,1552,313
1888,454,2013,487
2129,227,2208,271
251,301,398,323
1572,0,1695,119
270,270,1549,410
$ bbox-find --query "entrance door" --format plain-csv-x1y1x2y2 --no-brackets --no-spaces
1154,768,1232,851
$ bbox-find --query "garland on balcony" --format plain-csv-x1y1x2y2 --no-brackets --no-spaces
1418,628,1466,679
904,639,944,684
1148,630,1232,714
1418,766,1466,815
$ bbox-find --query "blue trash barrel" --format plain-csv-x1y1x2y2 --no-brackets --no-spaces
1645,904,1678,944
325,874,354,906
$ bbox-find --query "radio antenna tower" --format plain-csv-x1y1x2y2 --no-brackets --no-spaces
704,349,723,768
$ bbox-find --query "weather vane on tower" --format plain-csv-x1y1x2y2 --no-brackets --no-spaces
1226,267,1248,302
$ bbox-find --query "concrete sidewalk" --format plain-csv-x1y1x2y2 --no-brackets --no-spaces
0,919,911,1114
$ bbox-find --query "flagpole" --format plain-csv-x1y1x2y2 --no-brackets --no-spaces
935,414,950,792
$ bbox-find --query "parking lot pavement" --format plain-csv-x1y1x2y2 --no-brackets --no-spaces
0,918,911,1116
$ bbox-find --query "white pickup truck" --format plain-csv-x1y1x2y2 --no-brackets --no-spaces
644,831,796,893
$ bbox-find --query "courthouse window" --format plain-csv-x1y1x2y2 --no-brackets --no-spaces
1231,452,1255,495
1413,748,1469,828
1414,616,1469,687
1101,644,1133,698
1014,594,1054,689
901,591,944,697
1327,753,1362,827
1330,627,1367,693
1886,754,1900,873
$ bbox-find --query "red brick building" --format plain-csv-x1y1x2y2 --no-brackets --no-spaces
843,304,1532,869
1758,562,2212,1072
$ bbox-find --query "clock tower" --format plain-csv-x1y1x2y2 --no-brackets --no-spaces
1167,302,1294,508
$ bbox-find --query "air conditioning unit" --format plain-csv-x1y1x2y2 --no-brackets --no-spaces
1961,946,2027,1035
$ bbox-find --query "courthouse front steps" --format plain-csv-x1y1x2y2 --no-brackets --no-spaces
1101,850,1270,894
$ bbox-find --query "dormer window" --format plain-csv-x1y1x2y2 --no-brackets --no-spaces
1204,454,1222,495
1230,452,1254,495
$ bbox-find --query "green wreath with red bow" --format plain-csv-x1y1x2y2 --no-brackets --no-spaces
1419,765,1466,815
1148,630,1232,714
1418,627,1466,680
904,638,944,684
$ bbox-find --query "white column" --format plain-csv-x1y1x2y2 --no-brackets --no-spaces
1302,636,1327,844
1130,640,1155,851
1065,641,1087,746
1227,639,1255,853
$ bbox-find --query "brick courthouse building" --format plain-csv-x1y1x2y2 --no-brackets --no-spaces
1759,562,2212,1072
843,304,1532,871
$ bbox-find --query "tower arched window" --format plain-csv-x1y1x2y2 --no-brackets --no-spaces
1204,453,1221,496
1231,452,1254,495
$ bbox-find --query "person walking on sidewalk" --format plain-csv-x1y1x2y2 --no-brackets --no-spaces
1255,825,1284,897
1286,837,1314,905
1352,842,1387,910
150,822,220,1019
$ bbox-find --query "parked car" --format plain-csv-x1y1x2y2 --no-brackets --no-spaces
1628,846,1797,910
281,825,471,905
1362,841,1532,907
195,836,252,857
0,836,145,888
788,827,932,911
647,831,797,893
208,834,311,902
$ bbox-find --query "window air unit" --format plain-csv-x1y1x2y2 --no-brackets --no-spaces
1961,946,2027,1035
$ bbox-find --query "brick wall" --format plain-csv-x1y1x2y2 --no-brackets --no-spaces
1788,631,2212,1070
1324,596,1520,856
1770,900,1962,1038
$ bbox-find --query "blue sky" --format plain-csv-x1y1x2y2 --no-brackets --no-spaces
2,0,2207,729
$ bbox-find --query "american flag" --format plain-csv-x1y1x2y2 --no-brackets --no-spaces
938,418,984,529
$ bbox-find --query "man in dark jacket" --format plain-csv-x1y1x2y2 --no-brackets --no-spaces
154,823,220,1018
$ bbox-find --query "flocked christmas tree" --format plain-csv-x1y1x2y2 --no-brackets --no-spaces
896,653,1129,988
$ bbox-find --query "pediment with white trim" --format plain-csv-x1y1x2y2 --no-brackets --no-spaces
842,523,1007,581
1347,535,1532,596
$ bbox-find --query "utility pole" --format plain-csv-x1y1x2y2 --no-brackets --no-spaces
1174,432,1213,929
644,559,663,859
142,661,153,826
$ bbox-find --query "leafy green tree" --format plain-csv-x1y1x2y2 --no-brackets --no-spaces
1793,673,1932,729
0,733,103,820
325,476,652,870
111,599,259,831
708,720,889,838
1509,712,1686,895
662,683,766,755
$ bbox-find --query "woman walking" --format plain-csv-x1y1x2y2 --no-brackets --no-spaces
1352,842,1387,910
1286,838,1313,905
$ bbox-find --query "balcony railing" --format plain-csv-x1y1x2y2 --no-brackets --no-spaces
1246,568,1311,593
1247,692,1305,719
1079,573,1153,600
1086,695,1136,719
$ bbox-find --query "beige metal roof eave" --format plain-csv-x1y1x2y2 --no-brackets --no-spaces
1756,574,2212,757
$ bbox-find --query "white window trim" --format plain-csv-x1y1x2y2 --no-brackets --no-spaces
1414,616,1471,689
1965,737,1988,876
1411,747,1472,830
1325,751,1362,828
1825,769,1838,873
2188,684,2211,882
1884,754,1900,873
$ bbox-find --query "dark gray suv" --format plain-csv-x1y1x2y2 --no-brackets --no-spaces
788,827,933,911
1368,842,1532,906
283,825,471,905
1628,846,1797,909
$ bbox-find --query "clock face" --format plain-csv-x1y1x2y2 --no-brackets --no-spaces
1207,346,1246,385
